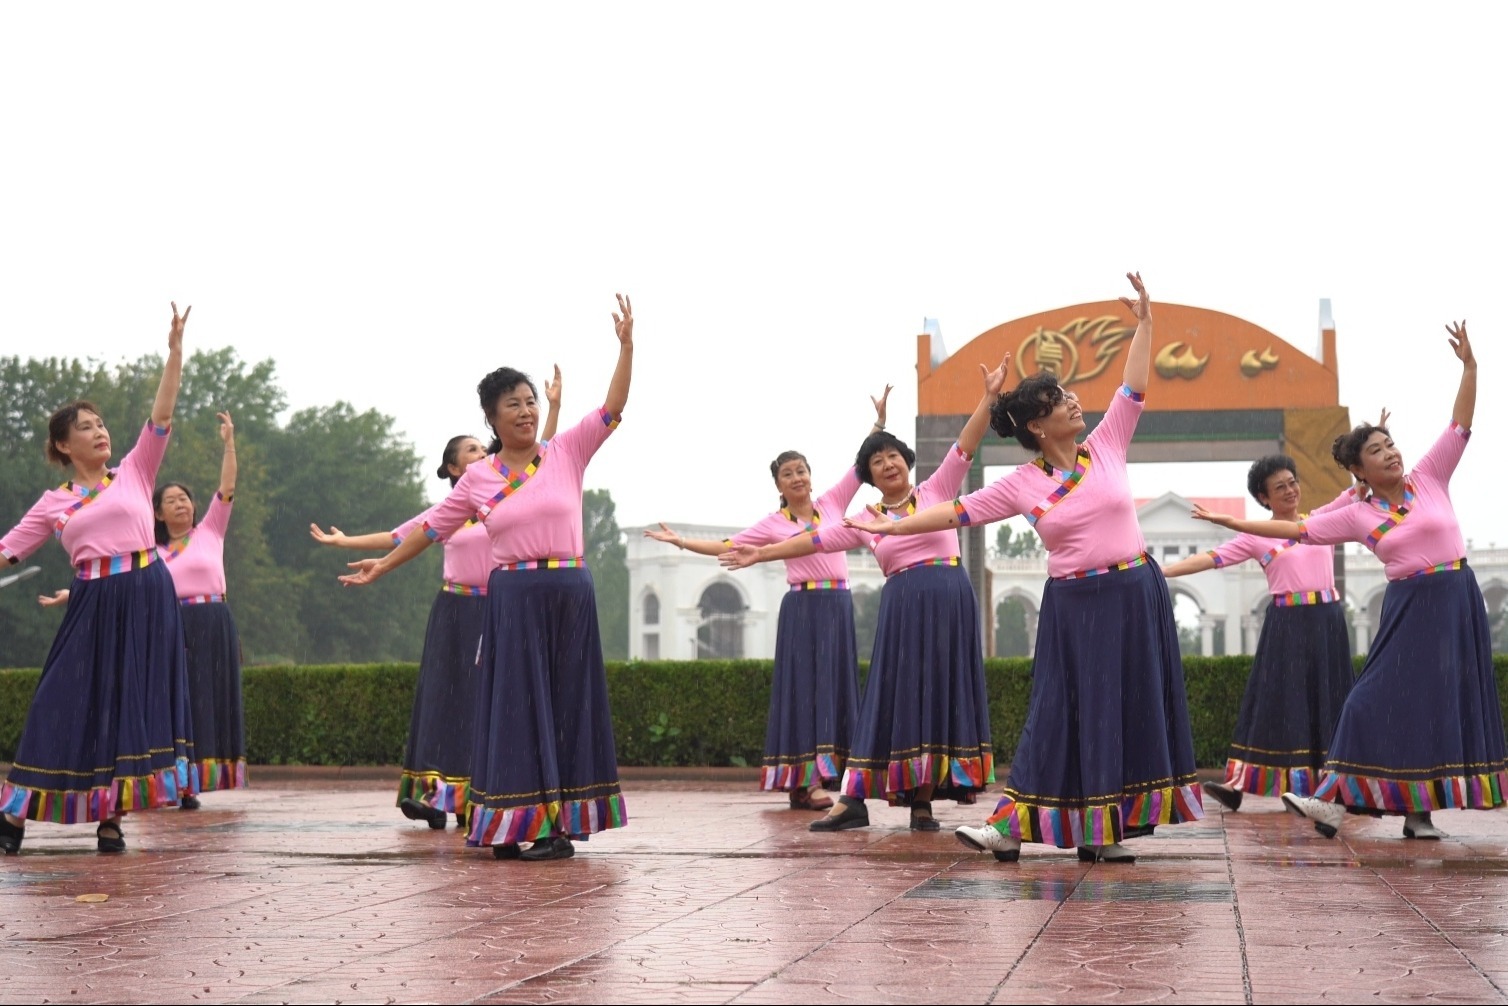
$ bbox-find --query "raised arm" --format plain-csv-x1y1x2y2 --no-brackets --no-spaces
309,524,400,550
603,293,634,416
1161,552,1218,578
216,411,238,498
870,383,893,436
151,303,191,428
543,364,562,441
958,352,1012,457
1448,320,1475,430
1118,273,1152,395
1190,504,1302,540
338,530,436,586
645,523,732,558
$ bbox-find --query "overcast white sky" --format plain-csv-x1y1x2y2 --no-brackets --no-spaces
3,5,1504,550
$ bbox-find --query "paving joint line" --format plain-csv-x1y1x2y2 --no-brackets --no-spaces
1220,814,1255,1006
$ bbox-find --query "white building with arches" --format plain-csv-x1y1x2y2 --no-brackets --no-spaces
626,503,1508,660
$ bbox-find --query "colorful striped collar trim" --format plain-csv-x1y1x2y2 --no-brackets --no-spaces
1027,447,1091,526
875,493,916,517
780,506,821,530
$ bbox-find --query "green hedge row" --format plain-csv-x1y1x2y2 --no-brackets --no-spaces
2,656,1506,769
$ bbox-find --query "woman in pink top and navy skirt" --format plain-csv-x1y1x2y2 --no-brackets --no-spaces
852,275,1202,864
721,366,1008,833
0,305,197,856
343,294,635,862
312,377,561,830
644,390,888,811
1196,321,1504,841
1163,455,1355,809
153,411,248,806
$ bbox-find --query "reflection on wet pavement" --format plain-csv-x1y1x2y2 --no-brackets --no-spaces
1,775,1506,1004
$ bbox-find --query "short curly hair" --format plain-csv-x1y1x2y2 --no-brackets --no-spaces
854,432,915,487
1245,454,1297,510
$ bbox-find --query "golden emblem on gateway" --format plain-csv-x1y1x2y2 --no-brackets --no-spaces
1154,341,1211,380
1016,316,1136,384
1239,346,1281,377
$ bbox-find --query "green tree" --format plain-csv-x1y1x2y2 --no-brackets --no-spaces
584,489,628,660
994,522,1043,558
994,596,1031,657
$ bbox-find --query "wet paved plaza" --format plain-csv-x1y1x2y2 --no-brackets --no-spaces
3,771,1508,1004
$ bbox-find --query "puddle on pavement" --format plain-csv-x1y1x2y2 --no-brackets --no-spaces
906,876,1234,903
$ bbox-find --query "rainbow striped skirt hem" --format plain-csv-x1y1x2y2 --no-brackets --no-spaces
985,778,1203,848
0,757,196,824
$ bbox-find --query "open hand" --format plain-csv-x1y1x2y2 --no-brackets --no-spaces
1447,320,1473,367
644,522,681,546
1190,503,1236,528
37,589,70,608
1118,272,1150,321
980,351,1013,396
309,523,346,546
169,301,192,351
613,293,633,346
717,543,761,569
338,557,385,587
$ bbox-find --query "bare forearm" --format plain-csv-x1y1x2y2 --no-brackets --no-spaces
677,537,730,557
1122,313,1153,394
218,443,238,498
328,531,400,550
1224,517,1303,539
370,531,434,575
889,500,961,536
956,391,995,457
752,534,819,564
543,402,561,441
604,344,634,417
151,348,184,427
1453,363,1477,430
1161,553,1217,578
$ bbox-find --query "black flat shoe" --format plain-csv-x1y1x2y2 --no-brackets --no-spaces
520,836,575,861
809,799,869,832
0,817,24,855
492,842,521,859
179,794,201,811
97,822,126,854
399,798,447,830
455,812,468,831
1202,781,1242,812
909,802,940,832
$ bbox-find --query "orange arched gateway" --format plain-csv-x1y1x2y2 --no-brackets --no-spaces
914,300,1352,642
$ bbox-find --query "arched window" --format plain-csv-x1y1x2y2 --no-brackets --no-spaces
696,582,746,659
643,591,660,626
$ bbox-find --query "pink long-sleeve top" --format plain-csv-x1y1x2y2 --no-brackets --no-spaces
2,422,171,566
727,468,862,585
394,503,494,589
1299,422,1470,581
805,443,972,578
423,408,618,565
1206,488,1356,597
160,492,232,597
951,386,1146,579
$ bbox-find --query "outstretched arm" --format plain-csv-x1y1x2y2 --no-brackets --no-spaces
309,524,399,550
718,533,819,569
1448,321,1475,430
338,530,436,586
645,523,732,558
217,412,238,498
604,294,634,416
543,364,562,440
958,352,1012,457
1118,273,1152,395
844,499,960,537
151,303,190,428
1191,505,1302,540
1161,552,1218,578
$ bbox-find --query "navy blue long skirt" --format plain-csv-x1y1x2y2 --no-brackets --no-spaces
987,558,1202,847
761,587,859,792
1222,599,1352,797
840,562,993,806
181,601,248,792
0,560,195,823
1314,564,1506,812
465,566,625,846
398,588,486,813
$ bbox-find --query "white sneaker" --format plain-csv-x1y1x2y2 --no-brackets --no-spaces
955,825,1021,862
1281,792,1346,838
1403,813,1447,840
